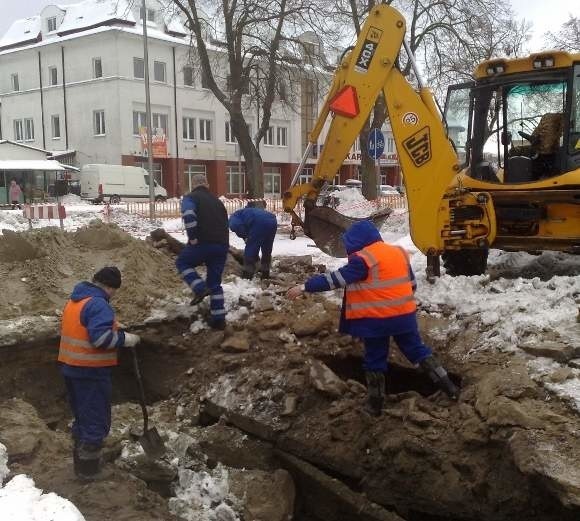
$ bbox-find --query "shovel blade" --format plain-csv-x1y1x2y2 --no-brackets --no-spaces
305,206,393,257
139,427,166,459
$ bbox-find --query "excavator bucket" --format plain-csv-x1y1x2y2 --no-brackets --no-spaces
305,206,393,257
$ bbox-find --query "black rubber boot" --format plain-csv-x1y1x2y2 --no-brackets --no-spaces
420,356,460,400
259,258,271,279
365,371,385,417
74,442,102,481
190,288,210,306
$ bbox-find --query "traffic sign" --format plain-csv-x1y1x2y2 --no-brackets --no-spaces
367,128,385,160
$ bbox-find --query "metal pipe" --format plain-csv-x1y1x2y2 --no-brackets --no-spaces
402,40,425,89
61,47,69,149
142,0,155,220
172,46,180,196
290,142,313,187
38,52,46,149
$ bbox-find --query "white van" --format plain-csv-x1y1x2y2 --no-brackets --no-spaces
80,164,167,203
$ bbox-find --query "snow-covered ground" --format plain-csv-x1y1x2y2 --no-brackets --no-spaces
1,196,579,518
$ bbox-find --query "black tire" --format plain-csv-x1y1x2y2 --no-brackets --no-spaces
109,195,121,204
442,249,488,276
155,195,166,202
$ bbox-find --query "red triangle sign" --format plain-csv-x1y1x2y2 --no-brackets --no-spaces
329,85,359,118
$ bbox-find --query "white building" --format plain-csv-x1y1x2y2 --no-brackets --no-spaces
0,0,401,199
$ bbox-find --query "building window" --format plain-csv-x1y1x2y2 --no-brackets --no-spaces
152,113,168,135
93,58,102,78
11,74,19,92
264,126,274,146
24,118,34,141
140,7,156,22
137,162,163,186
186,164,206,191
225,121,236,144
154,61,166,82
264,167,281,198
299,167,313,184
199,119,212,141
13,119,24,142
47,16,57,32
387,137,395,153
132,111,146,135
133,57,144,79
183,66,194,86
93,110,105,136
51,115,60,139
183,117,195,140
201,69,210,89
226,166,245,195
49,66,58,86
277,126,288,147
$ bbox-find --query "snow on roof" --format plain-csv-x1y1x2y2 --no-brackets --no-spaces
0,16,41,50
57,0,135,35
0,160,66,171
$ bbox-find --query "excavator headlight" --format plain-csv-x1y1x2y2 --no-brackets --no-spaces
485,62,506,76
533,56,555,69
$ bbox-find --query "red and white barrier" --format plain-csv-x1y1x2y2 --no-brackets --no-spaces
23,204,66,229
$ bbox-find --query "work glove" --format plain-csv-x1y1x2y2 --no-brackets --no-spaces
124,332,141,347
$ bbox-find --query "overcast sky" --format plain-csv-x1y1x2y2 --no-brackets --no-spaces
0,0,575,53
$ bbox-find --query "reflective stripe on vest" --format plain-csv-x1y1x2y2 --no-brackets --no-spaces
58,297,118,367
345,242,416,319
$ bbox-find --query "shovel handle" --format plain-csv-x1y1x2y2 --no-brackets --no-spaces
130,346,149,433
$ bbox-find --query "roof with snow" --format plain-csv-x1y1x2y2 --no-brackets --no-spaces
0,0,186,51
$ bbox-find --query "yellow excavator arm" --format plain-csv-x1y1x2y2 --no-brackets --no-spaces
283,4,497,258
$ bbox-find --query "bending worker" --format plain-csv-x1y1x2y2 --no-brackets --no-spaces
229,204,277,279
287,220,459,416
176,174,229,329
58,267,141,479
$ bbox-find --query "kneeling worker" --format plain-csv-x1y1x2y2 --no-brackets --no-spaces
229,205,277,279
287,220,459,416
59,267,141,479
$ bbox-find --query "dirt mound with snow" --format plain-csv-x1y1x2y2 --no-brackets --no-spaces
0,221,184,325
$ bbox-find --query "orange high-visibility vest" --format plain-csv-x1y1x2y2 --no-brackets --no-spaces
58,297,119,367
345,241,416,320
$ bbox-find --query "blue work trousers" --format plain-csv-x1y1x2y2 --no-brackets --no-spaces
363,330,432,372
245,221,277,265
176,242,228,320
63,374,112,446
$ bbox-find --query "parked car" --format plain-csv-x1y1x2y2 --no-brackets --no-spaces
378,184,399,195
80,164,167,203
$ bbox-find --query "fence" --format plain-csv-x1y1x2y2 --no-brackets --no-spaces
124,195,406,221
23,203,66,229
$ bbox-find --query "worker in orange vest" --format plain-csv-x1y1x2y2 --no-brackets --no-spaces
287,220,459,416
59,267,140,480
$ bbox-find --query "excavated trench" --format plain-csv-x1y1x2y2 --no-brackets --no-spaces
0,322,578,521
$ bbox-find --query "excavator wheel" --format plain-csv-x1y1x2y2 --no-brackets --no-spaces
442,249,488,276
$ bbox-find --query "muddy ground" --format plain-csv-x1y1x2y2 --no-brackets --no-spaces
0,225,579,521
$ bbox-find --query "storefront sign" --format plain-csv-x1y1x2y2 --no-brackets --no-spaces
140,127,168,158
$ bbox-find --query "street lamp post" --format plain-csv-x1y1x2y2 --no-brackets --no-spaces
142,0,155,220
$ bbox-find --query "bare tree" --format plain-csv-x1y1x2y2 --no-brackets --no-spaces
545,15,580,52
169,0,335,198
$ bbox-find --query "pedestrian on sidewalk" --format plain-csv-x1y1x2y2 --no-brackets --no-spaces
229,204,277,279
9,180,22,210
286,220,459,416
176,174,229,330
59,267,141,480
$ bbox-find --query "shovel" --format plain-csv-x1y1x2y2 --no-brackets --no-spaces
130,346,166,459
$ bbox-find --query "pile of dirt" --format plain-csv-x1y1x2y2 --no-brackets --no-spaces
0,221,184,325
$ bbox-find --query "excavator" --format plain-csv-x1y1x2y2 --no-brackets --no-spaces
282,4,580,276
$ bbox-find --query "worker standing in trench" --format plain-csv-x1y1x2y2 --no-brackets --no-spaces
176,174,230,330
229,204,278,279
286,220,459,416
58,267,141,480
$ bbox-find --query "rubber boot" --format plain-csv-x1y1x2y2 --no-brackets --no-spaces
420,356,460,400
259,258,271,279
74,442,102,481
365,371,385,417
